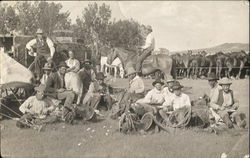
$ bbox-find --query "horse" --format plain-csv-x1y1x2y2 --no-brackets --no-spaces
100,56,124,78
106,48,173,79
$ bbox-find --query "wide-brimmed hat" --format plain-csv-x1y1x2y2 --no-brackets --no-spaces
207,73,218,81
171,81,184,90
58,61,69,68
152,79,164,86
36,28,44,34
166,76,175,83
96,72,106,80
34,84,46,92
218,77,232,86
83,59,92,65
126,67,138,77
146,25,152,31
42,63,52,70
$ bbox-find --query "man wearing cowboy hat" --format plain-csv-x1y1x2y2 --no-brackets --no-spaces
110,67,145,119
163,77,175,99
40,63,52,85
45,61,75,110
78,58,96,100
135,25,155,73
26,28,55,82
19,84,55,118
209,77,243,128
127,67,145,95
161,81,191,111
206,72,222,104
133,79,165,116
82,72,113,110
26,28,55,58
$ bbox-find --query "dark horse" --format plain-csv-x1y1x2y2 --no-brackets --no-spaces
106,48,174,79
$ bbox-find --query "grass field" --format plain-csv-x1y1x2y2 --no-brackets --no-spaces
0,78,249,158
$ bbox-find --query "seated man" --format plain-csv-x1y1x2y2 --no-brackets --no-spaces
163,77,175,100
17,84,57,128
110,67,145,119
45,61,76,121
40,63,52,85
209,77,245,128
82,72,113,110
132,79,165,117
78,59,96,99
159,81,191,120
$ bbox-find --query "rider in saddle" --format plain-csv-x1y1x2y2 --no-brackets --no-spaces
135,25,155,73
26,28,55,81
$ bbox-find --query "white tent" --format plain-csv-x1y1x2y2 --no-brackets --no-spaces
0,50,34,89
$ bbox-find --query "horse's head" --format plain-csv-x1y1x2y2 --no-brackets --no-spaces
107,49,117,65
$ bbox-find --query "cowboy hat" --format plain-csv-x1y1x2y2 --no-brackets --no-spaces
34,84,46,92
207,73,218,81
42,63,52,70
171,81,184,90
166,76,175,83
152,79,164,86
83,59,92,65
146,25,153,31
218,77,232,86
58,61,69,68
141,112,154,131
96,72,106,80
126,67,138,77
36,28,44,34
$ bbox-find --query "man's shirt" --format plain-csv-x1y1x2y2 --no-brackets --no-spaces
142,32,155,50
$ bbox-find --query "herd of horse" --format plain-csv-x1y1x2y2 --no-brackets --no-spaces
105,48,250,80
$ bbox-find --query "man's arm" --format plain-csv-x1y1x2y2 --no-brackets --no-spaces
26,39,37,56
184,95,191,107
19,97,32,114
46,37,55,57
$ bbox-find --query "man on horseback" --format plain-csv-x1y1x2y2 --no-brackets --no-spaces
135,25,155,73
26,28,55,82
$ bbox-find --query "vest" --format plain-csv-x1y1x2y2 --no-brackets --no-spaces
35,37,50,57
216,89,234,106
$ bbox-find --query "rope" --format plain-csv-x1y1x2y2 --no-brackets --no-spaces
0,102,22,117
175,66,250,69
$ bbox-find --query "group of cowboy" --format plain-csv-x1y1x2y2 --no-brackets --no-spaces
111,67,246,132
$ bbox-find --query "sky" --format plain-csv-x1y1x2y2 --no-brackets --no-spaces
3,1,249,51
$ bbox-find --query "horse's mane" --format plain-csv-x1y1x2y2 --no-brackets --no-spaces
115,47,138,62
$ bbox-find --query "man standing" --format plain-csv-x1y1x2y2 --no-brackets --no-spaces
26,28,55,80
45,61,75,111
135,25,155,73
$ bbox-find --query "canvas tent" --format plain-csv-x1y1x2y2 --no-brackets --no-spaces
0,50,34,89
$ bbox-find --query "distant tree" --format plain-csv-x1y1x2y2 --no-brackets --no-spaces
74,2,112,46
15,1,71,35
107,19,144,51
0,3,19,34
159,48,169,54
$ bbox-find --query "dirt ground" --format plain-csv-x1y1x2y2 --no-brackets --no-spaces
0,78,249,158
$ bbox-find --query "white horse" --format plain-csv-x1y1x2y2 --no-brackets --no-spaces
100,56,124,78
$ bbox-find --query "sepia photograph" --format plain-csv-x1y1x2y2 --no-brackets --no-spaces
0,1,249,158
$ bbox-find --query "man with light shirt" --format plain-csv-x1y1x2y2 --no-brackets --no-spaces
135,25,155,73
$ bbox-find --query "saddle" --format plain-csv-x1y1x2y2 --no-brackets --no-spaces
141,54,159,67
